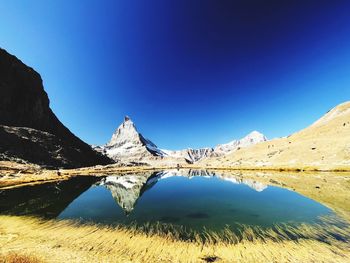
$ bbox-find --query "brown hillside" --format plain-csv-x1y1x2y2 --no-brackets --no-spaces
201,101,350,171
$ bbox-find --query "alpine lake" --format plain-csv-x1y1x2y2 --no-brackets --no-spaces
0,170,347,240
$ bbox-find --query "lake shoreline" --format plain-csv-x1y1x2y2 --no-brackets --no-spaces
1,162,350,262
1,161,349,221
1,160,350,190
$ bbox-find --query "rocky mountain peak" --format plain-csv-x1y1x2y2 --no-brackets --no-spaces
102,116,166,162
98,115,268,164
108,116,141,147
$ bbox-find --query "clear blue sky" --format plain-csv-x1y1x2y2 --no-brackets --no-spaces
1,1,350,149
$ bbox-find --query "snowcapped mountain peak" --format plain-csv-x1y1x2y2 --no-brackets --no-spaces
95,116,268,164
240,131,267,145
98,116,170,162
107,116,140,147
247,130,263,137
214,131,267,154
124,115,131,122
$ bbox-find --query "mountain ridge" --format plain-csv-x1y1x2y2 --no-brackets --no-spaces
97,116,267,164
0,48,112,168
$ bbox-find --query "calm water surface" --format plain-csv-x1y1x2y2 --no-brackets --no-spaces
0,170,334,232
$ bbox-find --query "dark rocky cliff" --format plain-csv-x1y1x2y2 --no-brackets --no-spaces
0,48,112,168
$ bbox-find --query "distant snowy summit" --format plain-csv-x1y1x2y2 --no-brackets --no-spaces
163,130,267,162
95,116,268,164
214,131,267,154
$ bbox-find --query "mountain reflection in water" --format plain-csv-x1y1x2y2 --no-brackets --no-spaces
100,170,268,214
0,170,333,232
0,176,99,218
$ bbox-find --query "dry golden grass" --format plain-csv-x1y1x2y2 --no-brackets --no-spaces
0,253,42,263
0,161,71,189
0,215,349,263
0,160,181,189
201,101,350,171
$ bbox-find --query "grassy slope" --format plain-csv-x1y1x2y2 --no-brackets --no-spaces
0,161,180,189
201,101,350,171
0,216,350,263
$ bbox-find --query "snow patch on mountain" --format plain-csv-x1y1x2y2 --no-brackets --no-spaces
162,148,215,163
95,116,165,162
164,131,268,162
95,116,268,164
214,131,267,154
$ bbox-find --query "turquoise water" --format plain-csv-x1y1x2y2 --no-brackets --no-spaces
57,172,332,231
0,171,333,232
